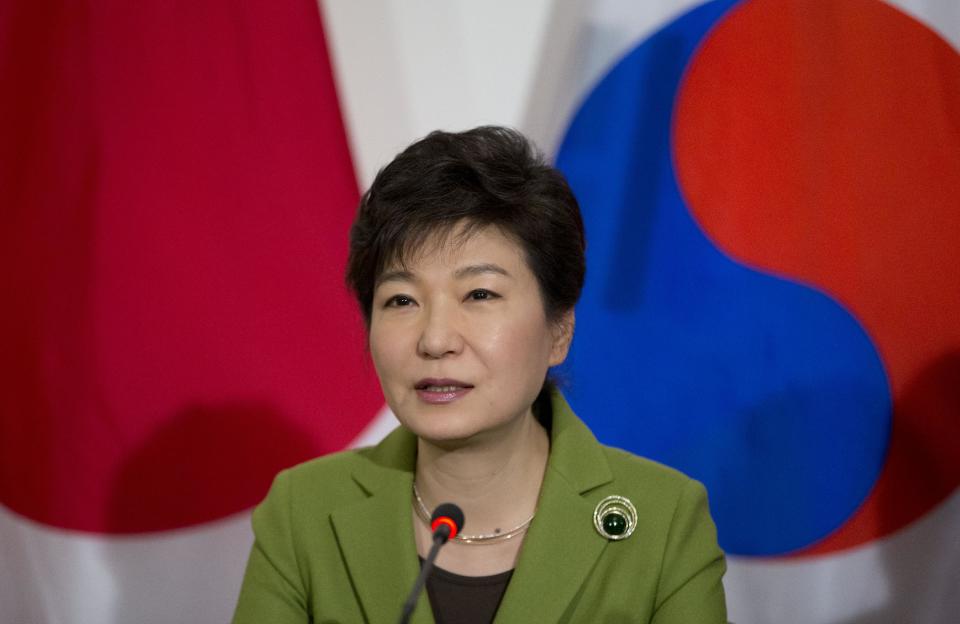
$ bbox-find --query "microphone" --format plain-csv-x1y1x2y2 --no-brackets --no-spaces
398,503,464,624
429,503,464,544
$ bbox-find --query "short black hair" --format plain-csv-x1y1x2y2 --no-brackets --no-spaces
345,126,586,326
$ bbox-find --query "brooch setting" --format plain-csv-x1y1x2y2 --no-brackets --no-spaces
593,495,637,540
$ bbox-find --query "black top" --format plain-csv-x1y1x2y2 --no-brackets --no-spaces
420,558,514,624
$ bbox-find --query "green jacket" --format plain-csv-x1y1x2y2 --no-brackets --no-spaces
233,392,727,623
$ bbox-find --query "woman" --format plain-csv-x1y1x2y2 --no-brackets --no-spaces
233,127,727,623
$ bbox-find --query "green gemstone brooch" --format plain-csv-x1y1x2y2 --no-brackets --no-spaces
593,495,637,540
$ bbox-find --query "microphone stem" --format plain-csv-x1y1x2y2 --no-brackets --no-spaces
399,534,446,624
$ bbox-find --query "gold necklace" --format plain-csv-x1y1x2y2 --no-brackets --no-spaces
412,482,535,545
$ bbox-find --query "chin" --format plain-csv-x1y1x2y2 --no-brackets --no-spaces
397,407,493,445
408,420,486,445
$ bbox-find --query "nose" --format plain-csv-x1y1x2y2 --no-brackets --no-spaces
417,302,464,359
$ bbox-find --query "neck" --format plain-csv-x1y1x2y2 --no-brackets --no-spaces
414,407,550,535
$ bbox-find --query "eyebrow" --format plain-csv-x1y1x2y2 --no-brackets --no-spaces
375,263,511,287
376,269,415,287
454,263,511,279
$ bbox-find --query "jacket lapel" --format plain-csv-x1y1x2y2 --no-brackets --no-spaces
331,427,434,624
494,392,614,622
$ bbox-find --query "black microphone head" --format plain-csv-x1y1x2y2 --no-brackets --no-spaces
430,503,465,542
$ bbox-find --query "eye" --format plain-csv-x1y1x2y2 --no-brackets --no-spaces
384,294,416,308
466,289,500,302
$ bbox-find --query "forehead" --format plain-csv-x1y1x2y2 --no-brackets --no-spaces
380,224,528,277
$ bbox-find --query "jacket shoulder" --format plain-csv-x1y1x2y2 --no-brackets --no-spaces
278,447,374,501
603,445,692,488
285,447,368,477
598,445,710,516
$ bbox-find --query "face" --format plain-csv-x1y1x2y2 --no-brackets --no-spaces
369,225,573,445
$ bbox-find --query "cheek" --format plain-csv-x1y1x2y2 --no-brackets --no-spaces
480,315,554,375
368,325,403,385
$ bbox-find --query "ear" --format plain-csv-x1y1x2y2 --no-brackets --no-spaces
548,309,575,367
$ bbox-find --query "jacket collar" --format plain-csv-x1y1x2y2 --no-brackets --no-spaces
331,390,613,623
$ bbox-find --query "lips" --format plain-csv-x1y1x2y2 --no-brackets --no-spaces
415,378,473,391
415,378,474,404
